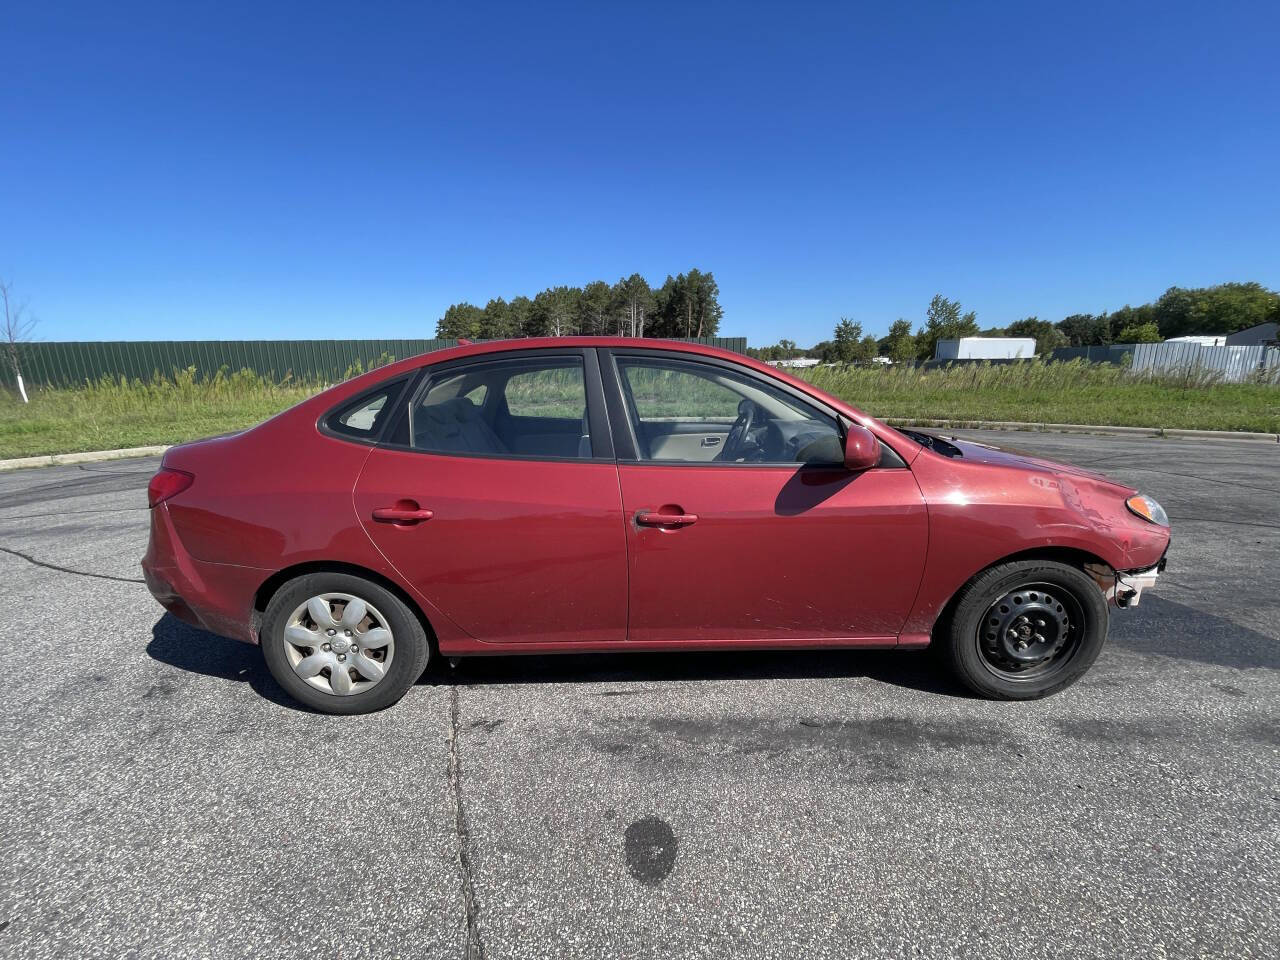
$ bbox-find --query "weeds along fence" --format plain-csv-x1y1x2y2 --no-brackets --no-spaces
803,356,1280,399
2,339,454,390
28,366,325,424
804,359,1131,399
0,336,749,390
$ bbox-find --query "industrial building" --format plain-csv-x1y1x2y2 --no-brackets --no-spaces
933,337,1037,360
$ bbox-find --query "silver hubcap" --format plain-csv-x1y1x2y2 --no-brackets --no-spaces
282,593,394,696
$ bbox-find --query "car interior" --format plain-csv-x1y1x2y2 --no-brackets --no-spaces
409,359,590,459
614,358,845,464
333,354,854,465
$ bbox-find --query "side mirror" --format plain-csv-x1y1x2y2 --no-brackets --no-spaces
843,423,880,471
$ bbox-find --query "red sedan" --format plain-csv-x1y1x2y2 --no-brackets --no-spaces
142,338,1170,713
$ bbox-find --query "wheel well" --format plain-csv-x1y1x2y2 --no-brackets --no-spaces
253,561,437,645
993,546,1111,572
930,546,1111,642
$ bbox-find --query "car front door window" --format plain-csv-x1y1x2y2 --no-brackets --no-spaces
614,358,844,465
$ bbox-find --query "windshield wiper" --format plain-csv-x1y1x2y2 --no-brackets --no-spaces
900,429,963,458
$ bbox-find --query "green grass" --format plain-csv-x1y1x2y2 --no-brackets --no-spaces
1,359,1277,459
803,360,1280,434
622,365,744,419
0,368,321,458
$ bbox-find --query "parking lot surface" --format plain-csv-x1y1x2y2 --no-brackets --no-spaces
1,430,1276,959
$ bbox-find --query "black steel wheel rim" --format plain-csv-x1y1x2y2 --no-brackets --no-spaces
976,581,1085,681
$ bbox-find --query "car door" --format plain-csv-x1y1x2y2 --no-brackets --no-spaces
354,349,628,644
602,350,928,644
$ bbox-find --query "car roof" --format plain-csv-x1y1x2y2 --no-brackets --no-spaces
358,337,765,383
427,336,746,362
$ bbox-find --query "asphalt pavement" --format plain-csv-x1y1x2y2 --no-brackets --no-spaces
0,430,1276,959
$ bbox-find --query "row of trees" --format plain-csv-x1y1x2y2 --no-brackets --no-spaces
749,282,1279,364
1056,282,1277,346
436,269,723,341
749,295,989,363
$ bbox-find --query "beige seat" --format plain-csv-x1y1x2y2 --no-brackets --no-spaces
416,397,509,455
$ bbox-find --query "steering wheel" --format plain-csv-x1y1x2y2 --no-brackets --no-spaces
718,398,757,461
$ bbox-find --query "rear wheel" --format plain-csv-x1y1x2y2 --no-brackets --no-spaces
943,560,1108,700
261,572,430,714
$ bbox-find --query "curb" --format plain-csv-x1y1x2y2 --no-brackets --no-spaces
0,445,171,472
879,419,1279,443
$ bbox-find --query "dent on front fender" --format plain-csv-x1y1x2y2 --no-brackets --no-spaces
1056,475,1170,570
900,453,1169,639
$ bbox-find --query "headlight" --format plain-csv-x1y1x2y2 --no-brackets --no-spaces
1126,494,1169,526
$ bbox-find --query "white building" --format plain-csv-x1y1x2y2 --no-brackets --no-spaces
934,337,1037,360
1165,335,1227,347
767,357,821,369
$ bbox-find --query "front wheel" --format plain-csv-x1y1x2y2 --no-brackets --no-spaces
942,560,1109,700
261,572,430,714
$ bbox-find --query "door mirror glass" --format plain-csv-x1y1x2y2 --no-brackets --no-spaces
843,423,880,471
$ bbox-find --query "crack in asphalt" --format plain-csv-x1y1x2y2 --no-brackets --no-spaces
0,545,146,584
73,461,157,473
448,685,485,960
1112,465,1280,495
1170,516,1280,530
0,506,149,521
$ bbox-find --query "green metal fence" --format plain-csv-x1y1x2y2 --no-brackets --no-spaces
2,337,748,389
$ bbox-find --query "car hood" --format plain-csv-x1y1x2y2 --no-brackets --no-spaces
936,434,1134,491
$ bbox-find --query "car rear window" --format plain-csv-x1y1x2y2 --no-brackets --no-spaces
324,377,409,442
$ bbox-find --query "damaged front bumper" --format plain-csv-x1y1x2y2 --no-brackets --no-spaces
1086,553,1167,608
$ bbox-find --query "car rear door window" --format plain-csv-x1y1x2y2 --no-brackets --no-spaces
408,357,592,460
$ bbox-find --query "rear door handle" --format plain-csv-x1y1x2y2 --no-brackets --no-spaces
635,510,699,528
372,504,435,525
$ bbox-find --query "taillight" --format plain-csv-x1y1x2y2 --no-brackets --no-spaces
148,468,194,508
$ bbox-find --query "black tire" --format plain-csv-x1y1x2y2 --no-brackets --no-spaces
942,559,1109,700
261,572,430,714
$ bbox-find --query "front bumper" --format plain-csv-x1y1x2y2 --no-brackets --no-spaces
1086,551,1167,608
141,503,267,643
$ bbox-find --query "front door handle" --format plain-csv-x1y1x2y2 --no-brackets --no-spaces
372,503,435,525
635,510,699,528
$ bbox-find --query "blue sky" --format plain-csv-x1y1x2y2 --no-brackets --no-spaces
3,1,1277,345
